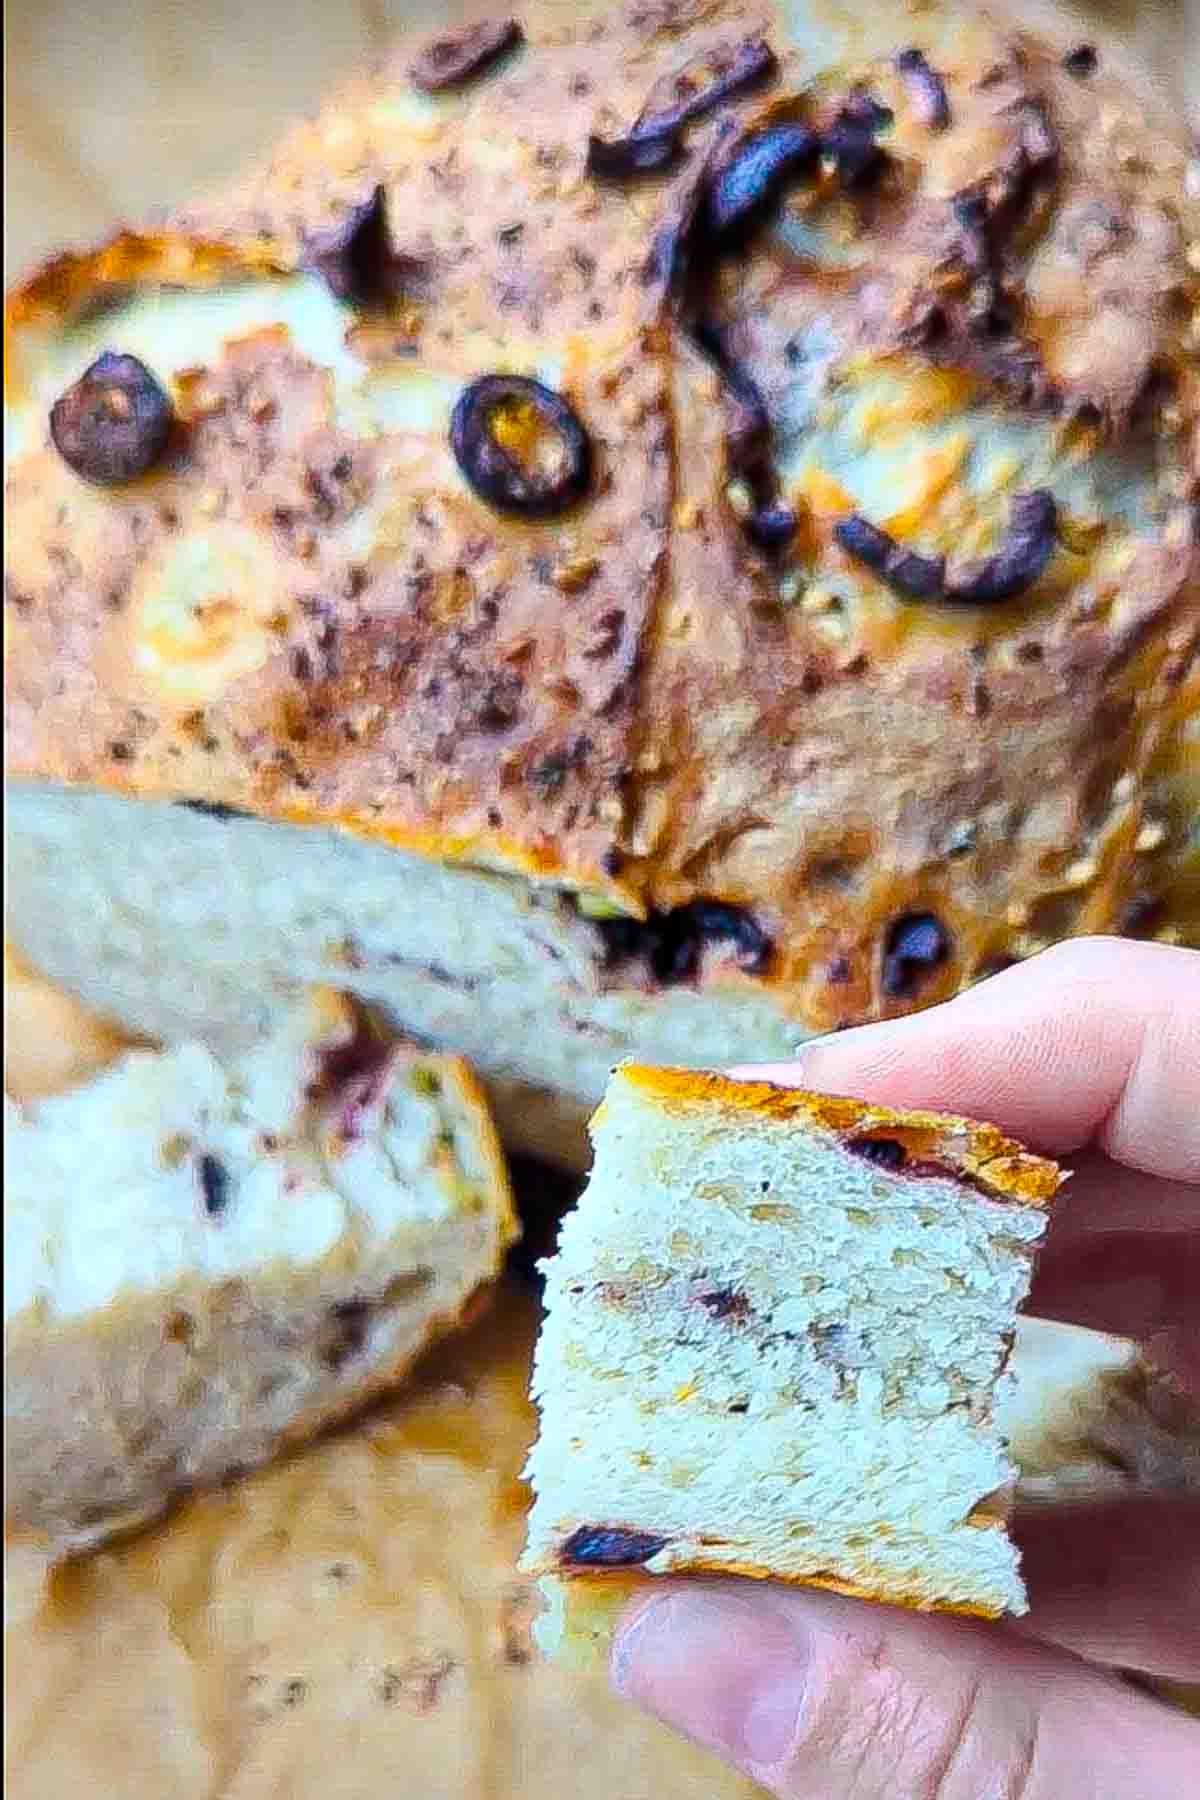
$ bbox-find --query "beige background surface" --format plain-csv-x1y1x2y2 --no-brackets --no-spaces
4,1,1197,278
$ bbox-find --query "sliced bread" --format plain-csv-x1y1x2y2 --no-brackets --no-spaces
523,1064,1064,1642
5,989,517,1557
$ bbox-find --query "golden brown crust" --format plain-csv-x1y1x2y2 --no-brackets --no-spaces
612,1064,1064,1205
6,0,1199,1034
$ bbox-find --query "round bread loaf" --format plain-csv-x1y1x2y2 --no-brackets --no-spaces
5,1,1198,1156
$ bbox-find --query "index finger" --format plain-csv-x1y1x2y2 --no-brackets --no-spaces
735,938,1200,1185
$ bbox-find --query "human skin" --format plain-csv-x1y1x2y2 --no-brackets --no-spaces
610,937,1200,1799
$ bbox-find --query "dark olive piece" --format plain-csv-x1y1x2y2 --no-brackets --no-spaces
849,1137,908,1171
944,490,1058,605
450,375,591,517
895,48,951,130
559,1526,671,1568
593,899,773,984
588,35,776,184
882,913,951,998
634,35,777,142
822,94,893,187
177,799,252,822
586,129,678,180
1062,44,1099,79
702,124,821,240
198,1154,231,1217
49,352,173,486
409,17,523,93
302,185,417,308
834,514,946,601
745,502,798,553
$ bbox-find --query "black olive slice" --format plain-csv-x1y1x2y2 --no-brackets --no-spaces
409,17,523,93
836,492,1058,607
301,185,421,308
594,898,773,984
559,1526,671,1568
834,515,946,601
944,490,1058,605
882,913,951,998
49,352,173,486
587,35,776,183
450,375,591,517
849,1137,908,1171
895,49,951,130
703,123,821,241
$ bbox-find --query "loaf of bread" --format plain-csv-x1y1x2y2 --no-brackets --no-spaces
523,1063,1065,1639
6,0,1198,1166
5,989,517,1557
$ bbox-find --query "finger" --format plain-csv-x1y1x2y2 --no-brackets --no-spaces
612,1579,1200,1800
734,938,1200,1184
1013,1495,1200,1681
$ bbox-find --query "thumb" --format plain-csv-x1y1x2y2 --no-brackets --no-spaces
611,1581,1200,1799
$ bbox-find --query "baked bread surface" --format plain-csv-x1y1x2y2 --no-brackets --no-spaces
5,990,517,1557
4,0,1197,1048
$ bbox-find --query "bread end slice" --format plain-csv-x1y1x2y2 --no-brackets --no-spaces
522,1064,1064,1643
5,989,517,1557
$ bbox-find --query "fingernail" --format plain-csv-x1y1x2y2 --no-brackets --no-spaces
611,1588,810,1769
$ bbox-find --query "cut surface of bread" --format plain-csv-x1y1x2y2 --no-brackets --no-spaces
523,1065,1063,1632
5,0,1198,1170
5,989,517,1557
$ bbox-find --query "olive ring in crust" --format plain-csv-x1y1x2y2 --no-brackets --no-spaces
450,374,592,517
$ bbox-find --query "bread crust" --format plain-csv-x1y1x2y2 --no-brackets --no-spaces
609,1065,1064,1206
5,0,1199,1039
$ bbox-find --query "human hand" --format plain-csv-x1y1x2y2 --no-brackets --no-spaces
610,937,1200,1798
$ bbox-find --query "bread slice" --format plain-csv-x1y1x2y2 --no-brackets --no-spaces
523,1065,1064,1643
5,989,517,1557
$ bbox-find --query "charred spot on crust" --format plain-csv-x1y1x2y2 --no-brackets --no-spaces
319,1299,371,1370
882,913,951,998
301,185,422,309
450,375,591,517
849,1136,907,1171
588,35,776,180
198,1154,231,1217
822,94,893,188
409,17,523,93
1062,44,1099,79
50,352,173,486
559,1525,671,1568
895,49,950,130
595,899,773,984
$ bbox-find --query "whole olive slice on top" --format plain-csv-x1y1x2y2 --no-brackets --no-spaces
49,352,173,486
450,375,591,517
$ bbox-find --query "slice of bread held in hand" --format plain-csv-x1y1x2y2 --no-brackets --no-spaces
522,1065,1064,1651
5,989,517,1558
